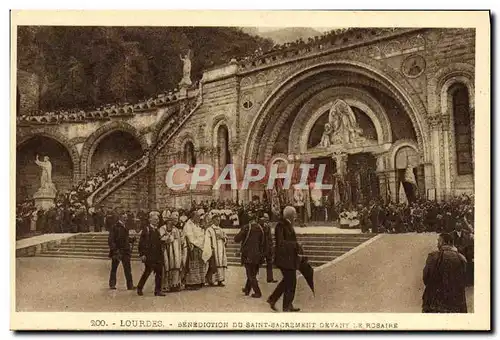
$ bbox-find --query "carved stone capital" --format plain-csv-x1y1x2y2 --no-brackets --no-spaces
427,115,443,129
440,115,451,131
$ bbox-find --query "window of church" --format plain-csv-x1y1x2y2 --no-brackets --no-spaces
451,84,473,175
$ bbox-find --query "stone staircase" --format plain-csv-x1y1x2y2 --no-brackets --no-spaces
37,232,375,267
87,95,202,207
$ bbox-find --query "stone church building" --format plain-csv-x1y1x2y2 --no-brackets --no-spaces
16,28,475,211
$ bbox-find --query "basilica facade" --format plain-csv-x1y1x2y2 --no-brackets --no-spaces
16,28,475,211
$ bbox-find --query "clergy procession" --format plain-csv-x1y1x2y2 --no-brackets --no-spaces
108,208,228,296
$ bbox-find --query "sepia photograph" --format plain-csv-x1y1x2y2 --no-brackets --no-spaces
10,10,490,331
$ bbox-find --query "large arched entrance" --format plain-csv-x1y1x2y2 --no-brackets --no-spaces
243,61,428,205
88,130,144,175
17,135,75,201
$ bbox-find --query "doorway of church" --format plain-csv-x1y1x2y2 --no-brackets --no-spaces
346,153,379,207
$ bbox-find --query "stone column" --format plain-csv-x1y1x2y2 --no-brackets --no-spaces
229,141,241,203
376,172,388,203
374,152,388,203
441,115,452,199
331,151,348,204
386,171,397,203
428,115,443,201
422,162,435,199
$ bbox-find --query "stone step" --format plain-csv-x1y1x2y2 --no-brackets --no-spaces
69,238,371,246
73,233,373,239
38,232,375,267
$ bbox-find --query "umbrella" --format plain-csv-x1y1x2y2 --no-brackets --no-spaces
299,256,315,295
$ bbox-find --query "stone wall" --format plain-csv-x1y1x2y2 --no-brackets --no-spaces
99,171,148,212
152,76,239,208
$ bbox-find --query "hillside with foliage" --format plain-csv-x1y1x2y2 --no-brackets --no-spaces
17,27,273,111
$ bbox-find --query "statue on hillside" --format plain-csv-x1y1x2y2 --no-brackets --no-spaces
35,155,55,191
179,50,193,87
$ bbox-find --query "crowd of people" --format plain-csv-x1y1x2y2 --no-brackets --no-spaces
109,203,302,312
15,160,134,238
109,208,231,295
238,28,365,64
17,82,198,122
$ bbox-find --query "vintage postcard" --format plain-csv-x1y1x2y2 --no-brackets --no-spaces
11,10,490,331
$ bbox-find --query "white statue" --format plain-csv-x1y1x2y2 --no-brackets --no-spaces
320,122,332,147
318,99,365,147
35,155,55,191
179,50,192,87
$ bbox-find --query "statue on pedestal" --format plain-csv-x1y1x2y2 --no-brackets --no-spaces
35,155,54,191
33,154,57,210
179,50,192,87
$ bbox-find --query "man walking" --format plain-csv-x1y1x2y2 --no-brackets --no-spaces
234,210,266,298
137,211,165,296
108,210,136,290
422,233,467,313
267,206,301,312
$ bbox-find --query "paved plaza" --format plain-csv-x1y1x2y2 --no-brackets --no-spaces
16,233,473,313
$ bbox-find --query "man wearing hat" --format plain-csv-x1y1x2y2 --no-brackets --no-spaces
137,211,165,296
267,206,301,312
108,209,135,290
234,210,267,298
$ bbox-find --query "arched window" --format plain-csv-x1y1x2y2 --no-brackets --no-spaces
217,125,231,170
183,141,196,168
217,125,231,190
451,84,473,175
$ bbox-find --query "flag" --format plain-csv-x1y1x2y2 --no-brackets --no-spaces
404,167,417,187
399,181,408,205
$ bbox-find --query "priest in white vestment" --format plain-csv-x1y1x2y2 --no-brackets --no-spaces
203,212,228,286
159,215,183,292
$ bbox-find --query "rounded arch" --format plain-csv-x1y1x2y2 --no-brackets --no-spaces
243,58,429,167
211,115,233,148
440,75,475,118
429,62,475,114
269,153,289,166
387,139,420,171
175,132,198,152
17,129,81,182
16,134,78,199
290,86,392,155
80,121,148,177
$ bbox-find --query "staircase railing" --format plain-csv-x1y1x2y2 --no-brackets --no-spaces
87,93,203,207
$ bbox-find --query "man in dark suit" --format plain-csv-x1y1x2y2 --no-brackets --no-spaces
260,213,277,283
369,202,381,233
422,233,467,313
108,210,136,290
137,211,165,296
234,210,267,298
267,206,301,312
